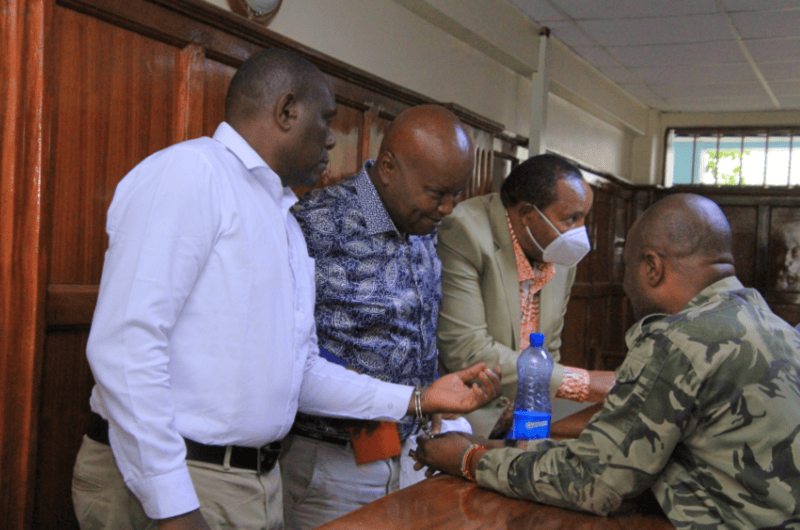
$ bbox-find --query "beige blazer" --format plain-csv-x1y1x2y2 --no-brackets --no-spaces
437,193,576,436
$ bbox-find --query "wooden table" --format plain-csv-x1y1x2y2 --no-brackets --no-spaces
316,474,673,530
318,404,674,529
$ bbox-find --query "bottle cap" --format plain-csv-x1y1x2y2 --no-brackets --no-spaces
529,332,545,347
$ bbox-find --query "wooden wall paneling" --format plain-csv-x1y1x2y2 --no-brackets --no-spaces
48,5,182,285
767,207,800,326
587,187,614,282
755,204,772,294
582,185,615,369
360,107,381,165
367,111,394,161
202,57,236,136
32,330,93,530
175,43,206,142
610,192,629,284
321,100,366,186
464,129,495,200
35,5,209,528
719,205,759,288
601,289,632,369
561,293,589,369
291,100,367,197
1,1,50,528
771,304,800,327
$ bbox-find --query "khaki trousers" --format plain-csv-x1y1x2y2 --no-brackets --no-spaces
72,436,283,530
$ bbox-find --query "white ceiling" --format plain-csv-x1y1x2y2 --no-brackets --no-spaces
508,0,800,112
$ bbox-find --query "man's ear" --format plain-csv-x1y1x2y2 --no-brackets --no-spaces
517,203,535,222
643,250,665,287
375,151,396,185
274,92,298,132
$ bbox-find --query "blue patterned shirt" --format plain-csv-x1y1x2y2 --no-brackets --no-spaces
291,161,441,441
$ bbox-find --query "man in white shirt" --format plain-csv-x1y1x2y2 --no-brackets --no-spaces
71,49,500,530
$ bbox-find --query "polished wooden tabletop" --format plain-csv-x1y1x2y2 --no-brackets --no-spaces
316,474,674,530
318,404,674,530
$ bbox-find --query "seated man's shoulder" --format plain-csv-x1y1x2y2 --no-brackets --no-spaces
657,292,799,377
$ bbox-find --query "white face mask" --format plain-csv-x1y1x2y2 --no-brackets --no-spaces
525,206,591,267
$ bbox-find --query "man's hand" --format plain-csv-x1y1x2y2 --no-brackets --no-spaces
157,509,211,530
409,363,501,416
412,432,473,477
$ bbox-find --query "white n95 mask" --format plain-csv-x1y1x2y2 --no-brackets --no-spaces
525,206,591,267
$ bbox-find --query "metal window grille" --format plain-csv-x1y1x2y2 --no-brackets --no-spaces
665,127,800,187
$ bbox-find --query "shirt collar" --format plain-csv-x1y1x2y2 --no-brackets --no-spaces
505,212,555,283
213,121,297,208
354,160,400,236
624,275,745,349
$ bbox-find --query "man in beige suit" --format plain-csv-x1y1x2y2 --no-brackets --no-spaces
437,154,615,436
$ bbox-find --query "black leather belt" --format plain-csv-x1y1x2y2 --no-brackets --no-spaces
87,412,281,475
289,423,349,446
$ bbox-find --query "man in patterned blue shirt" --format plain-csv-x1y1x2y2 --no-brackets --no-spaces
281,104,475,530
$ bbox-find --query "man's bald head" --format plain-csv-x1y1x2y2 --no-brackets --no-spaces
378,105,472,160
624,193,736,319
370,105,473,236
630,193,734,264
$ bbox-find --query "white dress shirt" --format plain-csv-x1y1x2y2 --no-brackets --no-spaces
87,122,412,519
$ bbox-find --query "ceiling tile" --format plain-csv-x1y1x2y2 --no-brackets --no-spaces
507,0,567,22
730,9,800,40
770,80,800,96
571,46,622,67
746,38,800,62
577,14,734,46
721,0,800,12
608,41,745,67
598,66,641,84
546,20,596,46
757,62,800,80
649,82,765,99
632,63,756,85
618,83,662,100
777,95,800,108
665,97,778,112
552,0,718,19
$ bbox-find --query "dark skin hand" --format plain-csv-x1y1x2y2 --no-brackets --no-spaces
407,363,502,416
410,432,515,479
410,432,484,479
158,509,211,530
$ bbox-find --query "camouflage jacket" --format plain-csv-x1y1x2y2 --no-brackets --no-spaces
476,277,800,529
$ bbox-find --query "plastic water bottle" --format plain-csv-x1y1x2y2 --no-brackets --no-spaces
510,332,553,440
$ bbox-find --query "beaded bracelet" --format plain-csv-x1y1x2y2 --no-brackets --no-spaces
460,443,485,482
555,367,590,403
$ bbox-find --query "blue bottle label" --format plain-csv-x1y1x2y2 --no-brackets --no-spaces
511,410,551,440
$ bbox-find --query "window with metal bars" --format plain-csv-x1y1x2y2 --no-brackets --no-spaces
665,128,800,187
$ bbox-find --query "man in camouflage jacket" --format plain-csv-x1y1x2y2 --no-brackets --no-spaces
416,193,800,529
